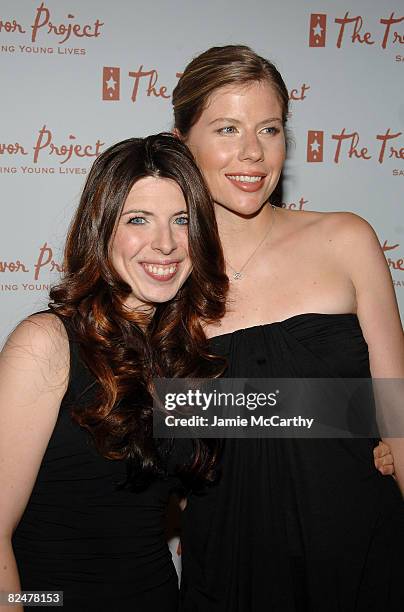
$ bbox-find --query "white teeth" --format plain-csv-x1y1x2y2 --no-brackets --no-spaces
227,175,263,183
143,263,177,277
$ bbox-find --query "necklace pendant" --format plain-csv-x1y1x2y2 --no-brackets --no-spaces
232,271,242,280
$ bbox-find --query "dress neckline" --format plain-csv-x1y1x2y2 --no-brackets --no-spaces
208,312,359,341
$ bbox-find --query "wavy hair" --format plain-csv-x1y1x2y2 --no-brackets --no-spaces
49,133,228,481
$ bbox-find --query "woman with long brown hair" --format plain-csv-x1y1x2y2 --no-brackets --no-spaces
172,45,404,611
0,133,227,611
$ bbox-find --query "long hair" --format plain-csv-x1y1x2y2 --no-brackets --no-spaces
49,133,228,481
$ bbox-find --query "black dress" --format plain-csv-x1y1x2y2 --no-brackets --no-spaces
179,313,404,612
12,318,179,612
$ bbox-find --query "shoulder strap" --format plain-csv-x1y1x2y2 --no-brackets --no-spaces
44,311,96,406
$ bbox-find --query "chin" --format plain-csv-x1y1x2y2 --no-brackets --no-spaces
141,286,179,305
152,293,177,304
221,196,268,217
215,187,274,215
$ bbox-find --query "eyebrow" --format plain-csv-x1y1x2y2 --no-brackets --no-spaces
208,116,282,127
121,209,188,217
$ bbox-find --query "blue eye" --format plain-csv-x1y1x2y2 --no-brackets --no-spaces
174,216,189,225
128,216,146,225
217,126,237,135
262,126,280,135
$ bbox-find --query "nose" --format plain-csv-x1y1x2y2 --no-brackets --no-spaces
239,131,264,162
151,223,178,255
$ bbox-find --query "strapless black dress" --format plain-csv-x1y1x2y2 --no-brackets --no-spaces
179,313,404,612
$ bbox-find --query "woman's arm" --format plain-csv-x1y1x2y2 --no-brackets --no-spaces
336,213,404,493
0,314,69,611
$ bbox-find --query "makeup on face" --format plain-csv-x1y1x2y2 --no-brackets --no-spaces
111,176,192,309
185,81,286,217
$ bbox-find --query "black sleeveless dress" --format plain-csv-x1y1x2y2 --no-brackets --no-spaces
12,318,179,612
179,313,404,612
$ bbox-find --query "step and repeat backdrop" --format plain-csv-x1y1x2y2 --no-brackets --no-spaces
1,0,403,347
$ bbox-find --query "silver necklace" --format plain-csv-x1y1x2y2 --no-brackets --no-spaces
226,204,276,281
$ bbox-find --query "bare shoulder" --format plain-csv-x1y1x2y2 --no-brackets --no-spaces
277,206,346,232
1,312,70,387
3,312,69,357
0,314,71,535
316,212,385,269
316,210,378,242
280,208,380,251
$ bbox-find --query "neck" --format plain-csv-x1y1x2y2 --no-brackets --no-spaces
215,201,275,259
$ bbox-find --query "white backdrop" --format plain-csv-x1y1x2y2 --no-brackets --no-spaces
1,0,403,346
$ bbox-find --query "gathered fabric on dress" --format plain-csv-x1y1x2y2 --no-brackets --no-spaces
179,313,404,612
12,317,179,612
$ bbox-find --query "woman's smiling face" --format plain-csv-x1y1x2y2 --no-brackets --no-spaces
111,176,192,309
184,80,286,217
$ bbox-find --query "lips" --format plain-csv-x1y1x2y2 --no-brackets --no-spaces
225,173,267,192
141,261,179,282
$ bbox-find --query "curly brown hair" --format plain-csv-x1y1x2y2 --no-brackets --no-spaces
49,133,228,481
